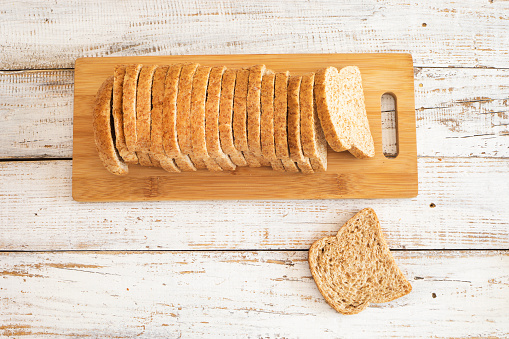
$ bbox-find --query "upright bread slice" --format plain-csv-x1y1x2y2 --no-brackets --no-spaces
205,66,236,171
161,63,196,172
135,64,158,166
234,68,260,167
247,64,266,157
260,69,284,171
177,63,207,169
274,71,299,172
149,65,180,172
122,64,142,160
300,72,327,171
191,66,223,172
309,208,412,315
218,68,247,167
287,75,314,174
93,76,128,175
112,65,138,164
314,66,374,158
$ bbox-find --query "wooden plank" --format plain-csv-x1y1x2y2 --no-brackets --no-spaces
2,67,507,159
1,250,507,337
72,54,417,201
1,1,509,69
1,158,507,250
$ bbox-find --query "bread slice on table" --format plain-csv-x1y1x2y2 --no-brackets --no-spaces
314,66,374,158
274,71,299,172
122,64,143,163
247,64,266,158
112,65,138,165
93,76,128,175
308,208,412,315
233,68,260,167
205,66,236,171
287,75,314,174
149,65,180,172
191,65,223,172
300,72,327,171
260,69,285,172
135,64,158,166
218,68,247,167
177,63,207,169
161,63,196,172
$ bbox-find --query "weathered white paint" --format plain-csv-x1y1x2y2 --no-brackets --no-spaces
1,1,509,69
1,250,507,338
0,158,507,250
1,67,508,158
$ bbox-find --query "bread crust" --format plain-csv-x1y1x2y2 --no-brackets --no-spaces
205,66,236,171
161,63,196,172
112,65,138,164
93,76,128,175
218,68,247,167
308,208,412,315
300,72,327,171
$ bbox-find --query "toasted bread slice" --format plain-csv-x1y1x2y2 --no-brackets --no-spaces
260,69,284,171
191,65,223,172
314,66,374,158
93,77,128,175
274,71,299,172
287,75,313,174
122,64,142,160
112,65,138,164
309,208,412,315
205,66,236,171
135,64,158,166
149,65,180,172
300,72,327,171
218,68,247,167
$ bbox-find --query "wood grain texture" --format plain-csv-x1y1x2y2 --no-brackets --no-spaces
1,158,508,250
1,0,509,69
72,54,417,201
2,67,507,159
1,250,507,338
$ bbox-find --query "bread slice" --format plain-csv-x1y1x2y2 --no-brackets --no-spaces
300,72,327,171
135,64,158,166
191,66,223,172
218,68,247,167
274,71,299,172
122,64,142,161
177,62,207,170
314,66,374,158
205,66,236,171
260,69,284,172
287,75,314,174
247,64,266,157
308,208,412,315
93,76,128,175
161,63,196,172
149,65,180,173
112,65,138,164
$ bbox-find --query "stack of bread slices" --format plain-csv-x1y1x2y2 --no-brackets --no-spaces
93,63,374,175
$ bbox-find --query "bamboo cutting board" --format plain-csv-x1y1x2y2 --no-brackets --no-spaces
72,54,417,201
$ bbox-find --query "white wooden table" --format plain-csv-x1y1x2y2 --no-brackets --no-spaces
1,1,508,337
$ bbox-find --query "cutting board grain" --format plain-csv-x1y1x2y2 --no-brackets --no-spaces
72,54,417,201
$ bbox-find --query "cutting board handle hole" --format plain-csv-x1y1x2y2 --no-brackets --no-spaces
381,93,399,158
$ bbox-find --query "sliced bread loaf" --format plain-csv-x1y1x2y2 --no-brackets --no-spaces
308,208,412,315
93,76,128,175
